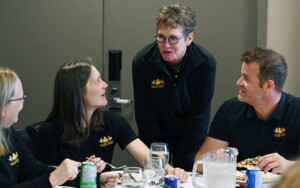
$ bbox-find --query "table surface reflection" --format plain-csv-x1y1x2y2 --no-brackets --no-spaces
116,172,276,188
56,172,276,188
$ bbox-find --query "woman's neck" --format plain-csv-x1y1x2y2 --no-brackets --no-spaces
84,110,93,128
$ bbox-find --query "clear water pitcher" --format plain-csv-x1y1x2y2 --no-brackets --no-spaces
192,147,238,188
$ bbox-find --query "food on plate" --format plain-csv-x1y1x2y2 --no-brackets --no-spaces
236,171,246,181
237,156,261,169
130,172,142,182
117,172,122,183
236,171,280,182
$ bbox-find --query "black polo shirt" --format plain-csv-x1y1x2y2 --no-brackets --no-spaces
208,92,300,161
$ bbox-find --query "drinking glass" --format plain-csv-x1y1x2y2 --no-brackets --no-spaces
121,167,144,188
150,143,169,168
144,156,165,188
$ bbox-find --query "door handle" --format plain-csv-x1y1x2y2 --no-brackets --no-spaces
113,97,133,104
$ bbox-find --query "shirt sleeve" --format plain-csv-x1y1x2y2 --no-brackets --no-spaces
208,103,231,142
104,111,137,150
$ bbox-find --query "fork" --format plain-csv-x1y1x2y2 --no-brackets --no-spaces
86,157,127,170
105,162,127,170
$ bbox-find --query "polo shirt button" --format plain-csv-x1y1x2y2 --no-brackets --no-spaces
175,75,178,78
173,83,177,86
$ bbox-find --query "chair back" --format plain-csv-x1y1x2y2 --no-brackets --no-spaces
16,122,41,153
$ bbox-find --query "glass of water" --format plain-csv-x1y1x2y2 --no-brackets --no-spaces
121,167,144,188
150,143,169,168
144,156,165,188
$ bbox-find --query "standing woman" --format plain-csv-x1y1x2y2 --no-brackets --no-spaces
0,67,81,187
132,4,217,171
34,60,188,183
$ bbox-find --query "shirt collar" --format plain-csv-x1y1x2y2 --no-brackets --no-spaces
246,92,286,121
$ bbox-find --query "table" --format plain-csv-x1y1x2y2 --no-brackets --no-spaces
180,173,202,187
114,174,196,187
115,172,276,188
181,173,276,188
56,172,277,188
114,173,215,187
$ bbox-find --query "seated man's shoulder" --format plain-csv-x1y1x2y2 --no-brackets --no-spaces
221,97,246,110
216,97,250,118
286,93,300,108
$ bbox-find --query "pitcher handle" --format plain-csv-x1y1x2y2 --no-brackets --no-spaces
192,160,203,188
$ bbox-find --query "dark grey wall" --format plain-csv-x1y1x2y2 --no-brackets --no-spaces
0,0,266,166
0,0,103,129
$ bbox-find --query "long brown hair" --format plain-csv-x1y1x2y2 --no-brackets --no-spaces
47,60,104,146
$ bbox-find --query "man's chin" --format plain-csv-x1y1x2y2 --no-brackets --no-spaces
237,95,245,102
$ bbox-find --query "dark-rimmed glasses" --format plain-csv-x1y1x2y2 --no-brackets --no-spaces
155,34,186,45
9,95,27,103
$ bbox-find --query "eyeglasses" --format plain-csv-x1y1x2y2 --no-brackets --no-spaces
9,95,27,103
155,34,186,45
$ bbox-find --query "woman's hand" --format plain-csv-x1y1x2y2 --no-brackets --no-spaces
49,158,81,187
86,155,107,173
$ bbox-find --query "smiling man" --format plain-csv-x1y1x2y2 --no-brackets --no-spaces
132,4,217,171
195,47,300,174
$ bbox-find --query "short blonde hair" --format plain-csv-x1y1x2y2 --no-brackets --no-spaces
156,4,196,35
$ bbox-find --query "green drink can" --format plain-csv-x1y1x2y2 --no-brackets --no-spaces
80,162,97,188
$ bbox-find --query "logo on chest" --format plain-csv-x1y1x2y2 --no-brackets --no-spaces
8,152,19,166
274,127,286,137
151,78,165,89
99,136,114,147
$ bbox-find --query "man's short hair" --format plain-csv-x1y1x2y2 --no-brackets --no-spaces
241,47,287,92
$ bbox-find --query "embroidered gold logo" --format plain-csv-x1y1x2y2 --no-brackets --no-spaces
99,136,113,147
274,127,286,137
151,79,165,88
8,152,19,166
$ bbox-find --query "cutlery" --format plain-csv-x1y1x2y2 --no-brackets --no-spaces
105,162,127,170
86,156,127,169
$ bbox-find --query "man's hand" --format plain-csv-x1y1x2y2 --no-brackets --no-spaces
257,153,294,173
100,171,118,188
49,158,81,187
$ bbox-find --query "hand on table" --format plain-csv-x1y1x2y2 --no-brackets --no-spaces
86,155,107,173
165,165,189,183
49,158,81,187
257,153,294,174
100,171,118,188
